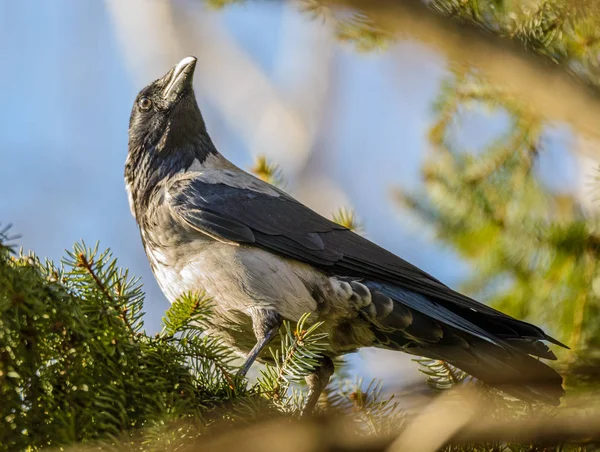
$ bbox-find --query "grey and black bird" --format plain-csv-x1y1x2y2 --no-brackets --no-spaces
125,56,567,412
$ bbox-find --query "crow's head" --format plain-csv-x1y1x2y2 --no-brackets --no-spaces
126,57,216,213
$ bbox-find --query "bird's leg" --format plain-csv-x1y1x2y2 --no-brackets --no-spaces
238,308,282,377
301,356,334,416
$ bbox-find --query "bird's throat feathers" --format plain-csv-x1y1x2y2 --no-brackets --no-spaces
125,125,217,217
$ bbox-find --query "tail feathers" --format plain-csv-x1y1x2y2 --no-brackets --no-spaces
363,281,565,405
406,339,564,405
469,343,564,404
444,307,569,351
501,336,557,360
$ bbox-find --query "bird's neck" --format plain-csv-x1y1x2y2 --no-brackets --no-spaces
125,136,218,218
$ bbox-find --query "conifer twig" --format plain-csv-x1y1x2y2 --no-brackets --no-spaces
75,252,136,335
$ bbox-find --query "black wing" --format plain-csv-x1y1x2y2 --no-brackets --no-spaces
169,177,565,348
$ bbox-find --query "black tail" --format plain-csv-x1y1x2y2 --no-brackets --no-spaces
406,337,564,404
363,281,566,405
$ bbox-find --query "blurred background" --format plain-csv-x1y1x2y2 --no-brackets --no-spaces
1,0,599,399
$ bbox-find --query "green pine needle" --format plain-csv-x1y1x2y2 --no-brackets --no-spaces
332,207,363,233
250,155,284,187
258,313,328,410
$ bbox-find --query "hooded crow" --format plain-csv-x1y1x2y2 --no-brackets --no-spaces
125,56,566,413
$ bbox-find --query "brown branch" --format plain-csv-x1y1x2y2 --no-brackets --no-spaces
77,254,115,305
178,401,600,452
64,390,600,452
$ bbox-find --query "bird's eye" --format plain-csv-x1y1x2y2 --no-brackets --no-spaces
138,97,153,111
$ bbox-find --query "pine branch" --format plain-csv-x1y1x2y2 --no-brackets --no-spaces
324,377,404,435
76,251,116,305
258,313,328,410
413,358,470,392
75,249,139,337
0,239,277,451
0,224,19,254
250,155,284,187
332,207,363,233
161,292,212,338
298,1,392,52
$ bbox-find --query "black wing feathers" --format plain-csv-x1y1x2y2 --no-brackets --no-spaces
172,179,561,340
170,178,565,404
170,178,565,351
176,209,255,244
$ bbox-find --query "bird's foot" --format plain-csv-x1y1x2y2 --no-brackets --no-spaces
238,309,282,377
301,356,334,416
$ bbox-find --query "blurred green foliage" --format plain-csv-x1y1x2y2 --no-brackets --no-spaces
308,0,600,88
0,229,400,451
428,0,600,87
0,237,243,450
396,69,600,393
205,0,600,75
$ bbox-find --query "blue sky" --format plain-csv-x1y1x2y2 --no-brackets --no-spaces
0,0,581,388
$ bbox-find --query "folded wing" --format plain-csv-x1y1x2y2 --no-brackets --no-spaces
169,176,566,403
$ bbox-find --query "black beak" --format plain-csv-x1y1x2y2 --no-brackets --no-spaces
162,56,197,102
